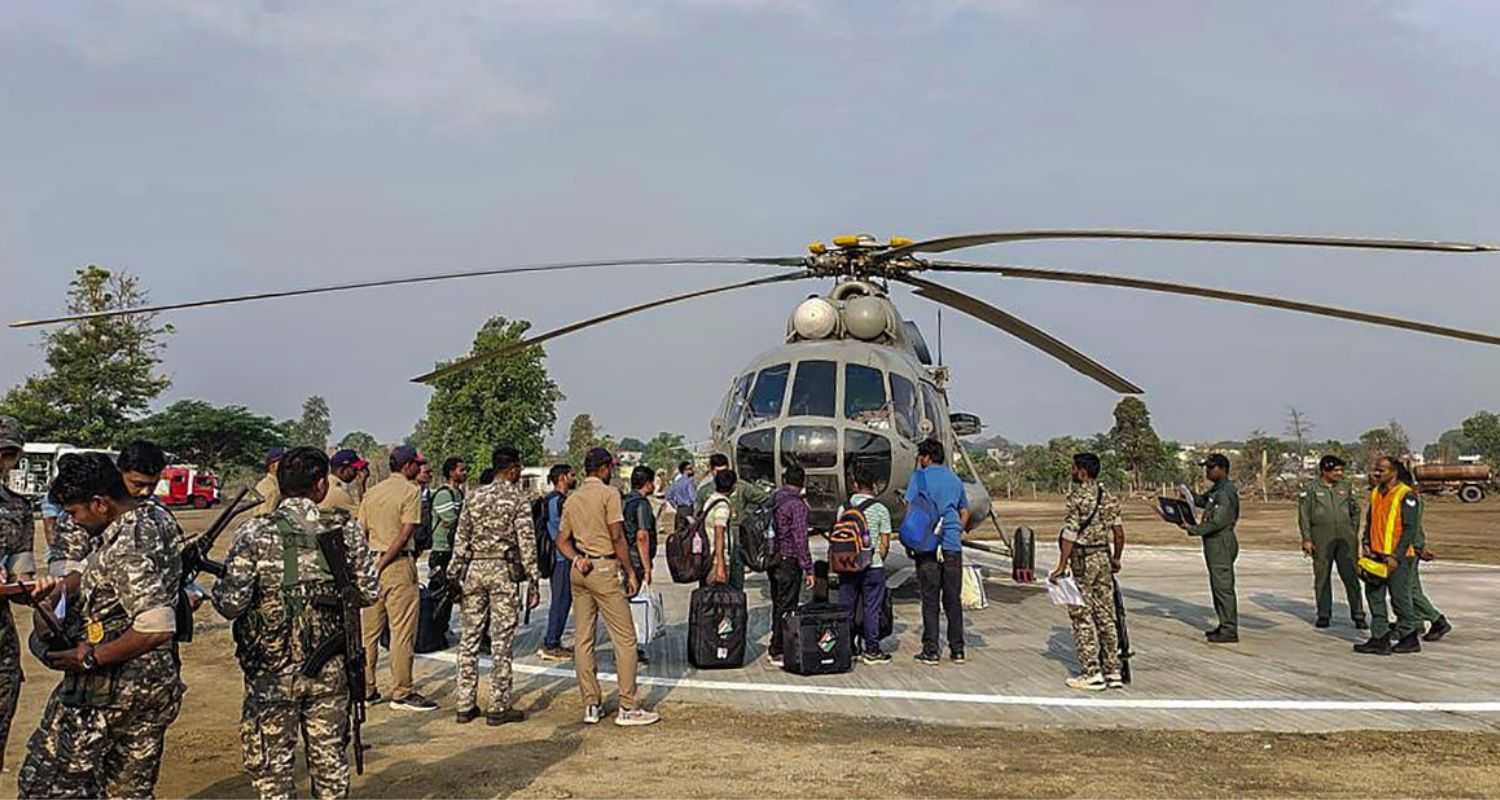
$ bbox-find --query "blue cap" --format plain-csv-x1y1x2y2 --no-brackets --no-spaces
390,445,425,468
266,447,287,466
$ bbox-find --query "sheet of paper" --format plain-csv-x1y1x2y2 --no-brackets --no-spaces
1047,576,1084,607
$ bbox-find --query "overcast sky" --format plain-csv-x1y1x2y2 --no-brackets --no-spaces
3,1,1499,450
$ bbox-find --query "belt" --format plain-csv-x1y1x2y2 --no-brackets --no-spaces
466,551,512,560
580,551,616,560
1073,543,1111,552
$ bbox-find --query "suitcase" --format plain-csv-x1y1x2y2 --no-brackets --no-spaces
961,564,989,610
1012,526,1036,583
783,601,852,676
631,591,666,646
687,586,747,669
415,584,453,653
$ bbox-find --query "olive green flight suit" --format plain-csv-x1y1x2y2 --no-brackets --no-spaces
1297,480,1366,624
1407,496,1444,625
1362,487,1420,640
1188,479,1240,636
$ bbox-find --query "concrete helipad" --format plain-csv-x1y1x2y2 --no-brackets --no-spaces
417,545,1500,732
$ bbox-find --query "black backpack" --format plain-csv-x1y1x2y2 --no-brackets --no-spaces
667,498,722,584
531,492,561,577
738,494,780,574
412,490,435,555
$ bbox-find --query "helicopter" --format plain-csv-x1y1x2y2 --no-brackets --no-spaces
13,228,1500,538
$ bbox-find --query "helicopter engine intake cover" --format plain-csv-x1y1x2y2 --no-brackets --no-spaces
844,296,890,340
792,297,838,339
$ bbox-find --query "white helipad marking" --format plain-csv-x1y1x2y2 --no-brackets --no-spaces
416,651,1500,713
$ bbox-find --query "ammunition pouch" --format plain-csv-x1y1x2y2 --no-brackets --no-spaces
55,605,130,709
235,584,341,675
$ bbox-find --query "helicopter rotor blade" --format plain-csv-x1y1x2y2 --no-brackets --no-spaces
412,272,811,384
927,260,1500,348
895,274,1144,394
878,230,1497,261
8,256,808,329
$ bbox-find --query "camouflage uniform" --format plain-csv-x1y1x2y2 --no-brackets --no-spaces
48,515,96,578
452,480,538,714
0,481,37,765
211,497,378,800
18,502,185,800
1061,480,1123,679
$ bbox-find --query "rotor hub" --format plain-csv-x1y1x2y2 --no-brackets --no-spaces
804,234,925,279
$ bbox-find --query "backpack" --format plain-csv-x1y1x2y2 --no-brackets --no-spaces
531,492,561,576
829,497,879,575
738,493,781,574
413,490,435,555
667,498,723,584
898,470,942,554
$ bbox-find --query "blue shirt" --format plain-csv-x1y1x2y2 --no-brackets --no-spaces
665,475,696,508
906,464,967,552
547,493,568,563
40,497,63,519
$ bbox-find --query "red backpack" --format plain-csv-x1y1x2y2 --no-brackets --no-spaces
828,498,879,575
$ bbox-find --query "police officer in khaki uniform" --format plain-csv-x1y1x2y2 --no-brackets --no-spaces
255,448,286,516
1297,455,1367,630
356,445,437,711
320,449,366,514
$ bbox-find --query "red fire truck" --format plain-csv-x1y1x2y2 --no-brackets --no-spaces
155,465,220,509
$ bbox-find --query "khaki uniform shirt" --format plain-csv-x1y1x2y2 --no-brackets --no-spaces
254,472,281,516
357,474,420,555
320,475,359,514
558,476,624,558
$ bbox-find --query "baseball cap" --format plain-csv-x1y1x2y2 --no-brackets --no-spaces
0,417,24,451
390,445,426,468
266,447,287,466
1318,454,1346,473
1198,453,1231,471
330,449,369,470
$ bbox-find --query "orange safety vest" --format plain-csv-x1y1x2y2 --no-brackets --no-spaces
1367,483,1415,558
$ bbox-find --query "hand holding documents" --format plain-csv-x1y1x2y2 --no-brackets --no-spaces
1158,496,1197,527
1047,575,1084,607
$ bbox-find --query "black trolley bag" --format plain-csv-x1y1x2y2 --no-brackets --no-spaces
414,583,452,653
687,585,748,669
783,562,852,676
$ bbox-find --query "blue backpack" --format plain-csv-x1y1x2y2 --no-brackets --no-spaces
898,470,943,554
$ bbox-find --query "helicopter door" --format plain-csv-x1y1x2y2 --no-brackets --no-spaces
919,383,946,440
888,373,920,441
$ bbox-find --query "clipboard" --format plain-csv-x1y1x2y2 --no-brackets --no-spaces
1158,496,1197,527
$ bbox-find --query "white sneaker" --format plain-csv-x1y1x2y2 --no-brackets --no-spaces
767,654,785,669
1105,672,1125,689
1065,674,1107,692
583,703,603,724
614,708,661,727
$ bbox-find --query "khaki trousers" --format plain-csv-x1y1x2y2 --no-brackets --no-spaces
571,559,639,709
362,556,418,701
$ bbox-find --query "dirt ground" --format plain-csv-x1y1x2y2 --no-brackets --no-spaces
2,500,1496,798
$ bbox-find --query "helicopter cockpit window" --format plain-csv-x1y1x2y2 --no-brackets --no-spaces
788,360,836,418
780,426,839,469
844,364,890,430
745,363,790,425
890,373,920,440
736,429,776,485
723,373,753,431
920,383,943,434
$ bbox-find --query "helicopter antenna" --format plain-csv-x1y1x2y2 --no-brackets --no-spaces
937,308,944,366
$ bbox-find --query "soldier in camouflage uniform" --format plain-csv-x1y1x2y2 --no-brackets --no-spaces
451,446,539,726
1049,453,1126,691
19,452,185,799
212,447,379,799
0,418,40,770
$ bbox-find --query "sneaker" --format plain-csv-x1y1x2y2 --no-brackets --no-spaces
1105,672,1125,689
1354,617,1370,630
861,651,893,665
767,654,785,669
455,706,480,724
615,708,661,727
583,703,603,725
637,648,651,667
391,693,438,712
1422,615,1452,642
1066,674,1107,691
487,708,526,726
949,648,966,664
1314,618,1330,629
538,647,572,662
1205,630,1239,644
365,691,383,705
1392,632,1423,654
914,652,941,667
1353,636,1392,656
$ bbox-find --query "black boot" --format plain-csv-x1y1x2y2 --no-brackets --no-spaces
1314,618,1331,629
1353,636,1391,655
1392,631,1423,654
1353,617,1369,630
1422,615,1452,642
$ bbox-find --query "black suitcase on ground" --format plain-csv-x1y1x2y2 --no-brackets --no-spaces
782,601,852,676
688,586,747,669
415,584,453,654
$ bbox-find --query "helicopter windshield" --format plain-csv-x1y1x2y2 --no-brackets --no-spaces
788,360,836,418
745,363,790,425
722,373,753,430
890,373,920,440
844,364,891,430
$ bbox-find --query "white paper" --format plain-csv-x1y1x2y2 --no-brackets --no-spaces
1047,576,1084,607
54,592,67,620
1177,484,1193,502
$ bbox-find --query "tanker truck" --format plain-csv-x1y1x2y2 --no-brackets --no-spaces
1411,463,1493,503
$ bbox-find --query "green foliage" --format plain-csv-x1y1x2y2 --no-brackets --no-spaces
618,436,648,452
1237,430,1287,488
1424,427,1476,463
1357,420,1411,466
1108,397,1164,490
0,266,172,446
129,400,286,475
283,396,332,449
418,316,563,468
641,432,691,471
566,414,616,471
337,430,380,456
1460,411,1500,466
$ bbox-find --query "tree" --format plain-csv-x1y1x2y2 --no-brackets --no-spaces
641,432,691,471
1285,406,1314,474
1460,411,1500,466
131,400,286,475
618,436,648,452
284,396,332,450
1238,430,1287,500
1,266,173,446
1108,397,1163,491
566,414,616,471
419,316,563,467
1358,420,1411,465
337,430,380,456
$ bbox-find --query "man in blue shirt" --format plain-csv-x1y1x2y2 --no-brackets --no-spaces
905,439,971,666
539,464,576,661
665,461,696,532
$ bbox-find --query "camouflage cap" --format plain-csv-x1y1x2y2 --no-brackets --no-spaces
0,417,24,450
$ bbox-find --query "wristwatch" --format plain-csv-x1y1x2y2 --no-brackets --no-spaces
81,645,98,672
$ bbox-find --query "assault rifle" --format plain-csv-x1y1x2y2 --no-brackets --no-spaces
177,487,262,643
305,527,368,775
1113,577,1133,684
3,581,74,663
